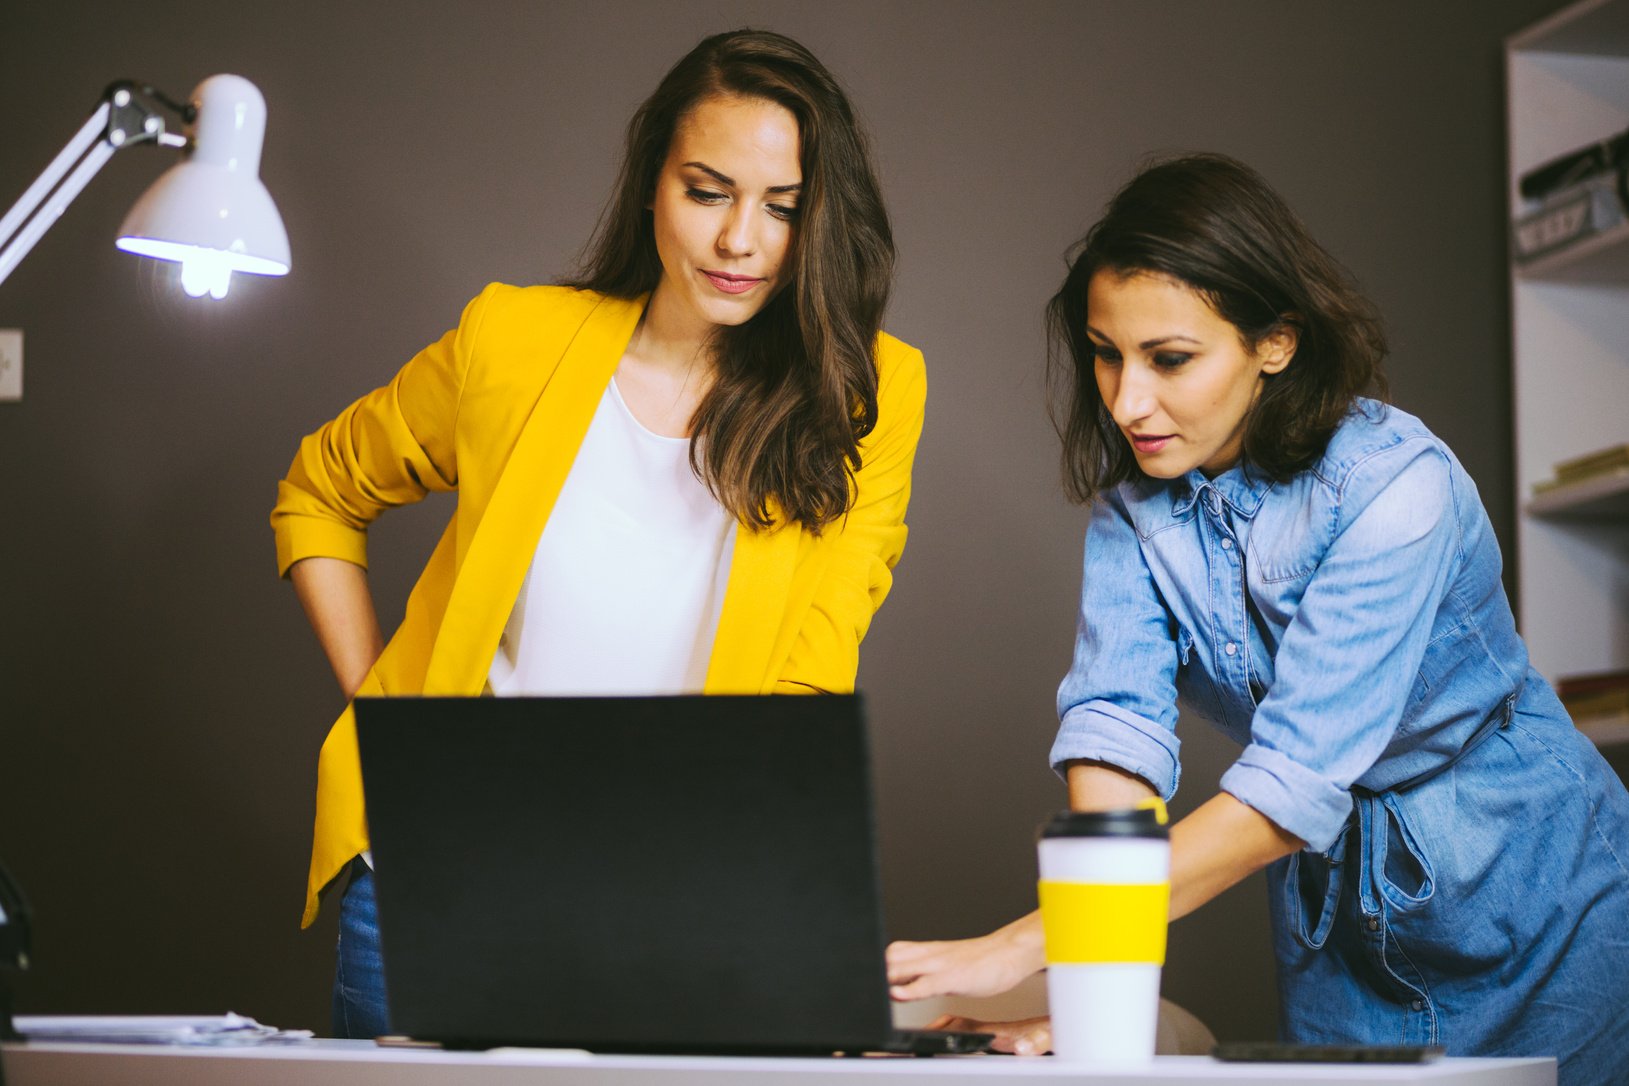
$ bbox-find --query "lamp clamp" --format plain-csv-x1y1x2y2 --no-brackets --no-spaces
101,80,192,152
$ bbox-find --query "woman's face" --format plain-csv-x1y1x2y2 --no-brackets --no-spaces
1088,270,1295,479
649,94,801,334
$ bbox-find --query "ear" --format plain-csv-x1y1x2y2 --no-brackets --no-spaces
1257,319,1299,375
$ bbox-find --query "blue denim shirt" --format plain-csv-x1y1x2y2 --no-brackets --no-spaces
1051,400,1530,852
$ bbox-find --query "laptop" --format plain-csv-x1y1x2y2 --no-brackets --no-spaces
353,694,991,1056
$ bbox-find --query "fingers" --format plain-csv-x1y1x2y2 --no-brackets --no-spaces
884,939,938,973
919,1015,1053,1056
980,1016,1053,1057
1006,1018,1053,1057
886,927,1052,1002
888,975,945,1002
884,940,954,998
884,934,1020,1001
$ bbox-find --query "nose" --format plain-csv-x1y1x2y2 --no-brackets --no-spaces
716,203,756,258
1105,359,1156,427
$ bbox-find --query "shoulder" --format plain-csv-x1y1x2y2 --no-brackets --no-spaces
459,283,630,338
872,330,926,413
1305,400,1460,534
452,285,644,388
1312,400,1452,498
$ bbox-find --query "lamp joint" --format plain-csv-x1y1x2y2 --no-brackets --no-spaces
99,80,188,153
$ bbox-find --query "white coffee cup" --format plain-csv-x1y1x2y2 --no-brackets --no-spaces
1036,800,1170,1064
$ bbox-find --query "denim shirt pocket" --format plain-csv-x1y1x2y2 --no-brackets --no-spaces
1375,792,1436,912
1285,822,1349,950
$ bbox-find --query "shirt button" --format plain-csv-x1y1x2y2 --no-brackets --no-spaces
1366,916,1380,932
1411,999,1424,1012
1225,642,1238,656
1220,538,1233,550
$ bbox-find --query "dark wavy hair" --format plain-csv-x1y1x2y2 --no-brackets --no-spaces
566,28,893,532
1047,153,1388,503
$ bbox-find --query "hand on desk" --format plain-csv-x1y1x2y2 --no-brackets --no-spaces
926,1014,1051,1057
885,911,1046,1002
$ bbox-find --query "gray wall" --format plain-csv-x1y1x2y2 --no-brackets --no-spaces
0,0,1560,1042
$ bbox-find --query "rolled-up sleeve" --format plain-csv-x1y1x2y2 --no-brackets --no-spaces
1220,443,1460,851
270,285,493,575
1051,490,1183,798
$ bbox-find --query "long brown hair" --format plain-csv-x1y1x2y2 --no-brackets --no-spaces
567,29,894,532
1048,154,1388,503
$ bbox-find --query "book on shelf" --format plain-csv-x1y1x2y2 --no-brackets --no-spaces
1563,688,1629,721
1556,669,1629,700
1573,709,1629,750
1532,443,1629,495
1558,671,1629,748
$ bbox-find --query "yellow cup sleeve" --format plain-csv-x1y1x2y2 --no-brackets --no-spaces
1038,880,1169,965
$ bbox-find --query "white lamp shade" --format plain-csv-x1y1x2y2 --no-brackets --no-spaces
115,74,290,299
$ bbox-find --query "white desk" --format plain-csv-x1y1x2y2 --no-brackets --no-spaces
0,1040,1556,1085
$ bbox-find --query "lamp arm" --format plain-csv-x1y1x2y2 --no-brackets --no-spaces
0,81,189,289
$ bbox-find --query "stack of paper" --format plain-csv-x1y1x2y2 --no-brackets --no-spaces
13,1012,313,1045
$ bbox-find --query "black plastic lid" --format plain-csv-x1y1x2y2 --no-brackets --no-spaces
1039,808,1169,841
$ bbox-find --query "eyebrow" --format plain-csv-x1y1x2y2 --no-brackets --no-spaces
1085,325,1202,350
683,161,802,195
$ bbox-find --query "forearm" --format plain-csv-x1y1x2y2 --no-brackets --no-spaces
1168,791,1302,919
1064,758,1159,810
1064,760,1303,921
885,909,1047,1000
288,556,385,700
887,761,1305,1005
966,762,1162,979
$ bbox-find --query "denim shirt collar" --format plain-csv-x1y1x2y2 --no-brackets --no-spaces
1168,462,1274,520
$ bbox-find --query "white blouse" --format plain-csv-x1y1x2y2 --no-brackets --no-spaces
486,378,736,696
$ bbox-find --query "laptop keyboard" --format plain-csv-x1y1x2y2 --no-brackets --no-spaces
879,1028,995,1056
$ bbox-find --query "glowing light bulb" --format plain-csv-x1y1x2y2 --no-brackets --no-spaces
179,251,233,299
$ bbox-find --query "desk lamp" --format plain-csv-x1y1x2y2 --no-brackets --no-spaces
0,74,290,299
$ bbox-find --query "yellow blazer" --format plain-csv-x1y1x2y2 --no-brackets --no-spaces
271,284,927,926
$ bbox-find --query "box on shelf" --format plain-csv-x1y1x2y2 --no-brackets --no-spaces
1513,170,1627,265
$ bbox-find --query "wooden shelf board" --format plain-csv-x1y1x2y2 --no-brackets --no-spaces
1515,218,1629,282
1527,466,1629,518
1575,709,1629,748
1511,0,1629,56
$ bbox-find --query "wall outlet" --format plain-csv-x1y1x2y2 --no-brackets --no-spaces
0,329,20,402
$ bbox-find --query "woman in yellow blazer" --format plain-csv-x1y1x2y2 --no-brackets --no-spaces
271,30,924,1038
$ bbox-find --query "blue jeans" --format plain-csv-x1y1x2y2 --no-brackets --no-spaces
331,858,390,1039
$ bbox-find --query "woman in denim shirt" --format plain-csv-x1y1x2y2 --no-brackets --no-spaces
888,155,1629,1084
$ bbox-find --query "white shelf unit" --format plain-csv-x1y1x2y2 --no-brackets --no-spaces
1525,466,1629,518
1575,708,1629,747
1507,0,1629,687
